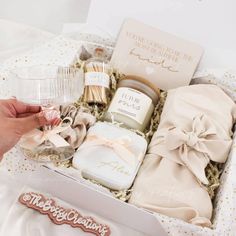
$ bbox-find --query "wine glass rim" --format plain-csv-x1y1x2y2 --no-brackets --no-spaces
10,65,81,81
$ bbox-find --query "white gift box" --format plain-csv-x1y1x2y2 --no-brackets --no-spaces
12,166,168,236
73,122,147,190
1,35,236,235
43,135,236,236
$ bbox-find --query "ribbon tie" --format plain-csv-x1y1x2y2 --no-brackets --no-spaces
149,114,232,184
79,134,137,167
186,132,198,147
19,118,73,150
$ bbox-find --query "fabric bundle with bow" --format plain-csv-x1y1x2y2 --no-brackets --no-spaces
129,84,236,227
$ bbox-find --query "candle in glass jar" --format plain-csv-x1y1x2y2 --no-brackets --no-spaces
105,75,160,131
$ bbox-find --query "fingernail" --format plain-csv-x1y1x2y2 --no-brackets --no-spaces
36,111,48,126
42,109,60,122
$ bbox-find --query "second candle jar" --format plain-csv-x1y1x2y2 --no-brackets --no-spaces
105,75,160,132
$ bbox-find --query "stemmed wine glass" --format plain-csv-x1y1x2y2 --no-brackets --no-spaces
10,65,83,162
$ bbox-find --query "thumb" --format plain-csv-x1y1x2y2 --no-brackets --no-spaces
13,110,59,135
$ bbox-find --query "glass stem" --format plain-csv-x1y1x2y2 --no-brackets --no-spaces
43,124,52,146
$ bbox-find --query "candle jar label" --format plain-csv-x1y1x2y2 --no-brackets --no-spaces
108,87,152,124
85,72,110,88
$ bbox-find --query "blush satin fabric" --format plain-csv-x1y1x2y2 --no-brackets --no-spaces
60,105,96,149
129,84,236,227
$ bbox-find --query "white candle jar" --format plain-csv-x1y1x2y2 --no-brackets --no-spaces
105,76,160,132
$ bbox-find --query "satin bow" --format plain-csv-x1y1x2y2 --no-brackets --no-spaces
149,115,232,184
19,118,73,150
79,134,137,166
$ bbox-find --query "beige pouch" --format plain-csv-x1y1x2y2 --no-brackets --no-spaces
129,84,236,227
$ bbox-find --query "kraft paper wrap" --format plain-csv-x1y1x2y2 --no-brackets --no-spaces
129,84,236,227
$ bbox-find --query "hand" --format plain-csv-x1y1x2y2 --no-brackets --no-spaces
0,98,60,159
